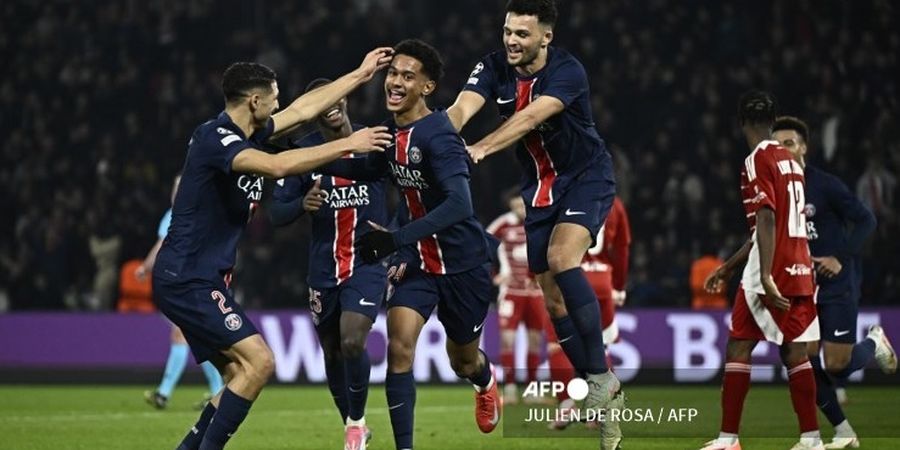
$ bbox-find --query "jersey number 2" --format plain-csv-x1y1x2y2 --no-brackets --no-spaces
211,290,233,314
786,181,807,238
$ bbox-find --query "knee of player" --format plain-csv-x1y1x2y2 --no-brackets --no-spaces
248,348,276,381
824,355,850,373
546,251,577,275
387,338,416,369
340,334,367,359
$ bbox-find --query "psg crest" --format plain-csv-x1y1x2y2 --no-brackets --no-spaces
409,146,423,164
224,313,243,331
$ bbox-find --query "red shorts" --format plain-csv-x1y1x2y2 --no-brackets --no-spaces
731,287,819,344
498,293,546,331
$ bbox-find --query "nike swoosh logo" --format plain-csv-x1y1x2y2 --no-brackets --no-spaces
389,402,405,410
564,209,586,216
489,402,500,426
359,298,376,306
834,329,850,337
386,142,396,148
559,335,573,343
496,98,515,104
349,386,365,393
473,321,486,333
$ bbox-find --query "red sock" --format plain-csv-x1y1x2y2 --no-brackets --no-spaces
548,348,574,401
721,360,752,434
787,360,819,433
526,352,540,383
500,351,515,384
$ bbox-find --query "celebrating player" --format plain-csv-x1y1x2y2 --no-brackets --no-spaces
151,48,393,450
773,116,895,449
322,39,502,450
268,78,387,450
486,190,546,403
139,175,225,411
447,1,623,446
701,91,822,450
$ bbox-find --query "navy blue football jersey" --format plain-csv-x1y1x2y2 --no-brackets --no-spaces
463,47,610,208
803,165,876,302
154,112,272,284
272,126,389,288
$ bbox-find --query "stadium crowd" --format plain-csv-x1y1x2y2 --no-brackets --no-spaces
1,0,897,310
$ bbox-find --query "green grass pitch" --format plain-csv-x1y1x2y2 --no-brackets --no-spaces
1,384,897,449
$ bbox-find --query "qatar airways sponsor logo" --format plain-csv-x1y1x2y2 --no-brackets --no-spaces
389,161,430,189
323,184,370,209
236,175,264,201
785,264,813,276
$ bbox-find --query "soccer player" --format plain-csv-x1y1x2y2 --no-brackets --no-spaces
269,78,387,450
548,195,631,431
486,190,546,404
151,48,394,450
447,1,623,446
701,91,822,450
322,39,502,450
138,175,225,410
773,116,895,449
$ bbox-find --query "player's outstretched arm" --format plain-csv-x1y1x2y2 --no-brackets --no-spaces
467,96,564,163
271,47,394,136
447,91,487,132
232,126,391,178
135,238,164,280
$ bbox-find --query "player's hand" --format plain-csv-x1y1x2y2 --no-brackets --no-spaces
704,265,731,294
467,144,487,164
355,221,398,263
613,289,627,307
303,178,326,212
760,275,790,310
812,256,842,278
134,264,148,281
492,273,510,286
346,126,392,153
356,47,394,82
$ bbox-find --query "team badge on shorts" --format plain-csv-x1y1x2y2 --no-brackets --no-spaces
224,313,243,331
409,146,422,164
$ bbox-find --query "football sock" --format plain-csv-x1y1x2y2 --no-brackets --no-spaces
200,361,224,395
555,268,608,374
386,371,416,450
176,401,216,450
526,351,540,383
810,355,846,426
548,347,574,401
344,351,371,421
199,388,252,450
500,350,515,385
551,315,588,375
787,360,820,433
325,355,349,423
468,350,493,391
159,343,189,398
721,360,751,434
834,339,876,379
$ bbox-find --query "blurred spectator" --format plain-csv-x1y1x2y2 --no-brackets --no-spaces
690,253,729,310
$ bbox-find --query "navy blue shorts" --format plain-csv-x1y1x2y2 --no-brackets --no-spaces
524,157,616,274
387,263,493,345
818,297,859,344
309,268,386,329
152,276,258,364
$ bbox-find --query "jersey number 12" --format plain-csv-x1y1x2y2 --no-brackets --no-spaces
786,181,807,238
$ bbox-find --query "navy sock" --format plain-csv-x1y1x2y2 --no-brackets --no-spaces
810,355,846,426
199,388,253,450
834,339,876,379
555,268,608,374
176,402,216,450
386,371,416,450
551,315,588,375
467,350,493,389
325,356,349,423
344,351,371,421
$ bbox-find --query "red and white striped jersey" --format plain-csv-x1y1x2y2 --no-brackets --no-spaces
740,140,814,296
487,212,542,297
